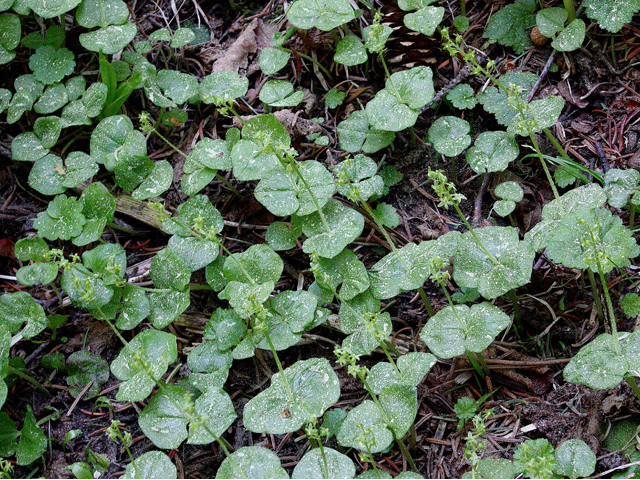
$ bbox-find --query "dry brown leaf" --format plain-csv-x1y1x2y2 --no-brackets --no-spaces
212,19,259,73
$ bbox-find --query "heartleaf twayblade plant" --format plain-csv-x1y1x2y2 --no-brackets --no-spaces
6,0,640,475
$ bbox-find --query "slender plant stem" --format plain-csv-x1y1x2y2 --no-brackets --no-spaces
626,375,640,402
114,427,139,479
563,0,577,22
50,283,64,305
264,331,295,403
380,341,402,378
418,286,435,317
474,351,490,377
214,173,242,197
460,0,466,16
587,268,605,323
452,204,499,265
529,133,562,202
409,423,417,449
360,375,418,472
542,127,571,162
275,152,332,233
106,222,139,236
597,266,620,353
317,440,330,480
630,203,636,230
507,289,523,337
7,366,48,394
395,434,419,473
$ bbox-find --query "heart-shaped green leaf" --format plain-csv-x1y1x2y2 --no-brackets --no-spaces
16,411,46,466
605,168,640,208
583,0,639,33
465,131,518,173
366,90,418,132
219,282,274,319
124,451,177,479
171,27,195,48
493,200,515,217
301,200,364,259
420,302,511,358
7,74,44,124
526,183,607,251
90,114,134,164
66,350,109,399
215,446,288,479
266,221,299,251
563,333,628,389
334,35,367,66
155,69,199,104
554,439,596,478
552,19,585,52
243,357,340,434
255,160,335,216
429,116,471,157
342,311,391,356
478,71,536,126
546,207,639,273
200,71,248,103
367,352,436,394
287,0,355,31
26,0,82,18
447,83,476,110
151,248,191,290
61,264,113,309
454,226,534,300
337,400,393,453
139,384,235,449
404,6,444,36
11,132,48,162
33,113,62,146
0,291,47,338
385,65,434,110
16,262,58,287
337,110,395,153
314,249,369,301
34,83,67,114
0,14,20,56
223,244,283,285
508,95,564,136
186,341,232,392
79,22,137,54
110,329,178,402
148,290,190,329
34,194,86,241
204,308,248,352
116,284,149,330
132,160,173,199
536,7,567,37
259,47,290,75
76,0,129,28
259,79,304,107
292,447,355,479
495,181,523,202
462,458,516,479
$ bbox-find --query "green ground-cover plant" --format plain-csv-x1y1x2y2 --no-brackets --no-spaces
2,0,640,477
